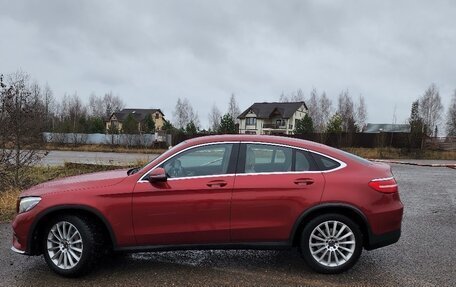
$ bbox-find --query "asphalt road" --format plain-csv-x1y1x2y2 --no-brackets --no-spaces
1,164,455,286
39,150,159,166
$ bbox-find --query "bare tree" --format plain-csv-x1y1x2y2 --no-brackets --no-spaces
42,83,55,131
279,89,305,102
319,92,332,131
419,84,443,136
208,104,222,132
0,71,44,188
88,93,105,118
307,89,323,132
337,90,356,132
446,90,456,136
173,98,199,129
103,92,125,118
227,94,240,121
355,95,367,131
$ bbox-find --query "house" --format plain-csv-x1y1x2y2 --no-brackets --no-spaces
237,101,308,135
363,123,411,133
106,108,165,133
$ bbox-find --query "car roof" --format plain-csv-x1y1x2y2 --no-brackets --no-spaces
181,134,335,155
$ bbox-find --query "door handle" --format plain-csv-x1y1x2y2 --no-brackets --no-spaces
294,178,314,186
207,180,227,187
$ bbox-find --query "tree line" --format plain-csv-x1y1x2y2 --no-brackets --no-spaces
171,94,241,135
408,84,455,137
278,88,367,134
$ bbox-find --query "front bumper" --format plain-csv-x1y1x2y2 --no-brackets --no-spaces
11,245,25,254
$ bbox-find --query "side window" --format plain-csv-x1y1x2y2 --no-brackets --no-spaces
295,150,317,171
311,153,341,171
162,144,233,178
244,144,292,173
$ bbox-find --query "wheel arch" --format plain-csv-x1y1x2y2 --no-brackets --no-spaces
27,205,117,255
289,203,370,248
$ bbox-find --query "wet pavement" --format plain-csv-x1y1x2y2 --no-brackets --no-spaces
1,164,455,286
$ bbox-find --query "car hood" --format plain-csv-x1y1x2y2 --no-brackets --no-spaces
21,169,130,197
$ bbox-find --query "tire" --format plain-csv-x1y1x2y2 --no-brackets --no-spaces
42,215,103,277
300,213,363,274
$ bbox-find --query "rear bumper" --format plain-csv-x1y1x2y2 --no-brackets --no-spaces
365,228,401,250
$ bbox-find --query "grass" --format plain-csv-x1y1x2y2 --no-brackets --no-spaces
0,163,125,222
343,147,456,160
44,144,167,154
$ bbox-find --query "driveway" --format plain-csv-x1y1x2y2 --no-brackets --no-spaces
1,164,455,286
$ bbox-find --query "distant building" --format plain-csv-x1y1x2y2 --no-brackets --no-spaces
106,108,165,133
363,123,411,133
237,102,308,135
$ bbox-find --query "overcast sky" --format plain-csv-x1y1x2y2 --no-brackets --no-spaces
0,0,455,129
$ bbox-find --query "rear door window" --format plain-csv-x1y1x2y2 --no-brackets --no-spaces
242,144,292,173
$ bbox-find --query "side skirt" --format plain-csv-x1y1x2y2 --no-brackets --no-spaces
115,241,292,253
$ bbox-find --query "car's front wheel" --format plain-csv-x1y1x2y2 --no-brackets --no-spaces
300,214,363,274
42,215,101,277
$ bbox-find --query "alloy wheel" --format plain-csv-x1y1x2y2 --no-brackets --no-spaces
46,221,84,270
308,220,356,267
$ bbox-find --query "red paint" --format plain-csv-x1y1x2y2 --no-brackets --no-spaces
12,135,403,254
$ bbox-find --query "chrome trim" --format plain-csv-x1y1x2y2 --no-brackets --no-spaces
137,140,347,183
236,171,322,176
11,246,25,254
370,177,394,182
139,173,236,183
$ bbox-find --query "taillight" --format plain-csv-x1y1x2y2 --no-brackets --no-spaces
368,177,398,193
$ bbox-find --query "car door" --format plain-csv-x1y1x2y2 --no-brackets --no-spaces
230,143,325,243
132,143,239,246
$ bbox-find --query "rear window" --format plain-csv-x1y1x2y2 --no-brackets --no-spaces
339,150,372,165
311,153,341,171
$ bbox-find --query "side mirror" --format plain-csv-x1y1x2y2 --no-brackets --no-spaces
148,167,167,183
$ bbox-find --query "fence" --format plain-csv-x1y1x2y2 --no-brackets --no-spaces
43,132,172,147
424,137,456,151
287,132,417,149
168,132,423,149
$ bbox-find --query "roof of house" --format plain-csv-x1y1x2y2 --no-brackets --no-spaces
363,123,411,133
238,101,307,119
109,108,164,122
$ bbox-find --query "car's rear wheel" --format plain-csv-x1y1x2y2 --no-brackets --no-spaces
42,215,102,277
300,214,363,274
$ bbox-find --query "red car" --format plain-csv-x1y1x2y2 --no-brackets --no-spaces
11,135,403,277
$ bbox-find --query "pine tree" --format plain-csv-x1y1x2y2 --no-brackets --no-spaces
218,113,236,134
325,114,343,133
143,113,155,133
294,114,314,134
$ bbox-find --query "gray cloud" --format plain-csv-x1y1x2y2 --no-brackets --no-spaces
1,0,455,128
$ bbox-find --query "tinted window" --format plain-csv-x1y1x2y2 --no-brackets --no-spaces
162,144,233,178
311,153,341,171
295,150,317,171
244,144,292,173
340,150,372,165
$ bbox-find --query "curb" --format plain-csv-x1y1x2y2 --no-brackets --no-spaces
370,159,456,169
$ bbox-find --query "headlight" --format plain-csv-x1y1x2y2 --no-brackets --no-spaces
18,197,41,213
